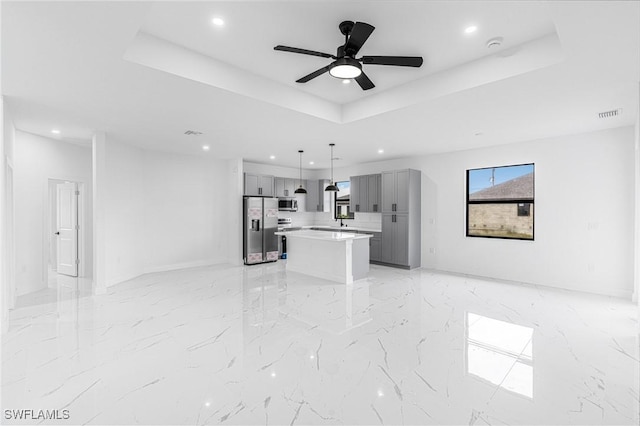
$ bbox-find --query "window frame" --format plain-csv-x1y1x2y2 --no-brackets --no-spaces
466,163,535,241
333,180,354,220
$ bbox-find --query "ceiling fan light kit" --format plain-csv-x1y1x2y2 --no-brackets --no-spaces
274,20,423,90
329,57,362,79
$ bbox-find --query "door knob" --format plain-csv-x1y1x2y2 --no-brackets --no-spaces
55,232,60,235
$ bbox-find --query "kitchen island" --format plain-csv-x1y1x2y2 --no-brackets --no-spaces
274,229,372,284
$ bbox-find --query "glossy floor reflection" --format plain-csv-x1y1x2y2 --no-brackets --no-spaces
2,263,639,425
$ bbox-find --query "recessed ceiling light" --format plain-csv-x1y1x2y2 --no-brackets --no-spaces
211,17,225,26
378,149,384,154
464,25,478,34
270,155,275,160
202,145,210,151
51,129,61,134
309,161,314,165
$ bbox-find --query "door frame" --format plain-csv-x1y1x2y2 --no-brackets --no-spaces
44,177,87,286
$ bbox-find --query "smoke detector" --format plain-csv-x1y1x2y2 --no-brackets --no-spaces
598,109,622,119
486,37,503,49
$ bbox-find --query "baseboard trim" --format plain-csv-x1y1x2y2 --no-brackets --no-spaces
143,259,222,275
106,271,143,288
422,268,634,300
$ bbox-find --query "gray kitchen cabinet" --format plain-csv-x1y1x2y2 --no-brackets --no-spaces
367,174,381,212
381,214,409,266
350,174,380,213
369,232,382,262
244,173,274,197
382,169,410,213
305,179,330,212
379,169,420,269
350,175,359,212
275,177,296,197
350,175,368,213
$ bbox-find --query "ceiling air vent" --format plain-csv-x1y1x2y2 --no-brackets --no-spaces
184,130,203,136
598,109,622,119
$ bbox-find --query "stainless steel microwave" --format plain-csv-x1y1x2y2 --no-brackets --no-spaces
278,198,298,212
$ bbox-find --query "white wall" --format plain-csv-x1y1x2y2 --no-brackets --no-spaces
226,158,244,266
140,149,228,273
634,82,640,304
1,96,5,331
329,126,635,299
1,95,16,332
13,130,93,296
103,139,143,286
104,139,233,286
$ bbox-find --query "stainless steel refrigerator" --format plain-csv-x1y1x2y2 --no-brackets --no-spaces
243,197,279,265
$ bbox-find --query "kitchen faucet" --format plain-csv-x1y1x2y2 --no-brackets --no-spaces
337,217,347,227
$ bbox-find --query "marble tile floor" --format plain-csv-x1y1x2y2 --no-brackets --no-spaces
1,263,639,425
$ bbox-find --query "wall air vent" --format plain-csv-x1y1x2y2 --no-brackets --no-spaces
598,109,622,119
184,130,203,136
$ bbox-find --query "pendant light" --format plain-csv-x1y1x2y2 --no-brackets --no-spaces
294,150,307,194
325,143,339,192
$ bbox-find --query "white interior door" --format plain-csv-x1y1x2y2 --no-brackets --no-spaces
56,182,78,277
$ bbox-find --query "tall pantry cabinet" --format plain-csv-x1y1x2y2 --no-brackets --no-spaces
380,169,421,269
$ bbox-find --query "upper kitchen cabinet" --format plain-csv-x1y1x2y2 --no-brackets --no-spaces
350,174,381,213
350,175,367,213
275,177,296,198
367,174,381,213
244,173,274,197
306,179,331,212
382,169,415,213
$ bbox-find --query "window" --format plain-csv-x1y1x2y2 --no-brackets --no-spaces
517,203,531,217
334,181,354,219
466,163,534,240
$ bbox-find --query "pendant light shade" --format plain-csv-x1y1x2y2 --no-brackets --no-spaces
294,150,307,194
325,143,339,192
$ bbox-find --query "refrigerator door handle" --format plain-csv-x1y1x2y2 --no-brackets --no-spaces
251,219,260,231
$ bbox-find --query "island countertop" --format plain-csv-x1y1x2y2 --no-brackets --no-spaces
300,225,382,233
275,229,371,284
275,229,372,241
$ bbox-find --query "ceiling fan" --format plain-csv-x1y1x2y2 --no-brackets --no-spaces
274,20,423,90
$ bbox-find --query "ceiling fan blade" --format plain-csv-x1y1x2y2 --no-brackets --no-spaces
361,56,423,67
274,45,335,59
345,22,375,56
296,65,331,83
354,71,375,90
